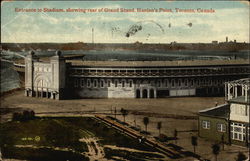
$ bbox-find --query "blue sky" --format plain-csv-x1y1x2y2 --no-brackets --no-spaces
1,1,249,43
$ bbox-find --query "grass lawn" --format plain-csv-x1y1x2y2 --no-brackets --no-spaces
0,116,165,161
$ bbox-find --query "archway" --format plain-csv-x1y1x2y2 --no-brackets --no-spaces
136,89,140,98
150,89,154,98
142,89,148,98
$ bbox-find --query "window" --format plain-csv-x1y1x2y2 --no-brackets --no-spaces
115,80,118,87
171,80,175,87
100,80,104,88
122,80,125,87
202,120,210,129
74,79,78,87
165,80,168,87
129,80,133,87
81,79,84,87
217,123,226,132
93,80,98,88
178,79,181,86
107,80,111,87
248,126,250,142
184,79,188,86
157,80,161,87
191,79,195,86
231,122,246,141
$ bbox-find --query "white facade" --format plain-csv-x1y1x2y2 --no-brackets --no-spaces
226,78,250,144
25,51,66,100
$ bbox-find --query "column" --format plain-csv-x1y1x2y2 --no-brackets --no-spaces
235,86,238,97
147,89,150,98
140,89,143,99
245,87,248,102
154,89,157,98
46,89,48,98
232,84,235,98
36,89,38,97
225,83,227,99
227,84,231,100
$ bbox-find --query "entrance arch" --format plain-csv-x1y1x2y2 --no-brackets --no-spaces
136,89,140,98
142,89,148,98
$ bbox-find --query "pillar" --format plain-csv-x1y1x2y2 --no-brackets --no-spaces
235,86,237,97
225,83,227,99
140,89,143,99
147,89,150,98
227,84,231,100
232,84,235,98
50,92,54,99
154,89,157,98
245,87,248,102
36,89,38,97
46,89,48,98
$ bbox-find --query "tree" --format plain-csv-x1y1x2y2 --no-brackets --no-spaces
174,129,178,144
191,136,198,153
157,122,162,136
120,108,128,122
143,117,149,132
236,152,247,161
114,107,117,119
212,144,220,161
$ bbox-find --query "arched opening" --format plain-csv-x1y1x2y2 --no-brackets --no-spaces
136,89,140,98
150,89,154,98
48,92,51,99
142,89,148,98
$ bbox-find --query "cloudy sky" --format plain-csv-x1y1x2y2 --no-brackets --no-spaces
1,1,249,43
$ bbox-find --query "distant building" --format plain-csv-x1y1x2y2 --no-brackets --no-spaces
212,41,218,44
198,78,250,147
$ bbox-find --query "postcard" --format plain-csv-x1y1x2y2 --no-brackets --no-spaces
1,1,249,161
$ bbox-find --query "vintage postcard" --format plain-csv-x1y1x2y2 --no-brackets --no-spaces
1,1,249,161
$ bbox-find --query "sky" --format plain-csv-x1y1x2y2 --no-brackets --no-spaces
1,1,249,43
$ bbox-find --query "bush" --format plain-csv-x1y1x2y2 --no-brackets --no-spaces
12,110,35,121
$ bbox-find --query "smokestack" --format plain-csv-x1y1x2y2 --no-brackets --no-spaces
92,28,94,44
226,36,228,43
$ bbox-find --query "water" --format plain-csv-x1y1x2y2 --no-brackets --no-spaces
1,61,21,93
1,50,249,93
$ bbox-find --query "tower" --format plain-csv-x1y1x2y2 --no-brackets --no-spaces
50,50,66,100
25,51,38,97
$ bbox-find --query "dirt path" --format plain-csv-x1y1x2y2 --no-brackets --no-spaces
79,137,106,161
104,145,169,160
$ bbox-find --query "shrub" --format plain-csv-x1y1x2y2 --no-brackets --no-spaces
12,110,35,121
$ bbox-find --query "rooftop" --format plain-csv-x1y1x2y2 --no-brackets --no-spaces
69,59,249,67
199,104,230,119
226,78,250,86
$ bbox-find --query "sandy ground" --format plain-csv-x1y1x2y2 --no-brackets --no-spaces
0,91,249,161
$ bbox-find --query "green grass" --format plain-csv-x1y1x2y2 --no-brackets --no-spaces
0,116,162,161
